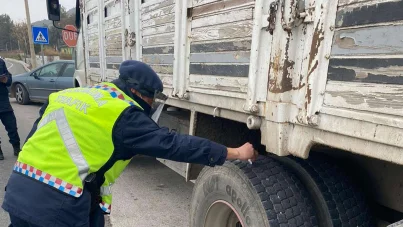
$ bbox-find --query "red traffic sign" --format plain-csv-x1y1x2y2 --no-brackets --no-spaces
62,25,78,47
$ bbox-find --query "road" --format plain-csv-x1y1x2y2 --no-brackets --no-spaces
0,60,194,227
5,59,28,76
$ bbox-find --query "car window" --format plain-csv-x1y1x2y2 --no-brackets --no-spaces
61,64,75,77
39,63,64,77
31,68,42,77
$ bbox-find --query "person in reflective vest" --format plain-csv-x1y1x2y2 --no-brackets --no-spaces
2,60,258,227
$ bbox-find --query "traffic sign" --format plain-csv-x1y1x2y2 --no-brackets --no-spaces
62,25,78,47
32,26,49,45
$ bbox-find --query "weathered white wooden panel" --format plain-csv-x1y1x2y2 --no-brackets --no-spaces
190,63,249,77
190,39,251,52
104,68,120,81
143,54,174,64
324,81,403,116
192,7,252,29
142,0,166,8
159,73,173,87
193,0,220,7
88,31,99,56
189,74,248,93
89,68,102,82
105,56,122,63
143,46,175,55
190,51,250,63
193,0,221,7
85,0,98,11
86,8,99,24
142,4,175,21
105,16,122,31
191,20,253,42
141,0,174,14
143,23,175,36
148,64,174,74
142,13,175,27
191,0,254,17
105,33,122,56
328,58,403,84
338,0,373,6
143,33,175,46
105,0,121,17
336,0,403,28
89,56,100,63
87,21,99,30
332,24,403,56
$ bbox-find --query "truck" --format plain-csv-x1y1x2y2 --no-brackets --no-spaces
47,0,403,226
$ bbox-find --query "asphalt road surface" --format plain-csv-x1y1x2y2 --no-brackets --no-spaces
0,60,194,227
5,59,28,76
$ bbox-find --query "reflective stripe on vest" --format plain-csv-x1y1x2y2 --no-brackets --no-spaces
100,201,111,213
88,84,136,106
14,161,83,197
38,108,89,181
100,184,112,196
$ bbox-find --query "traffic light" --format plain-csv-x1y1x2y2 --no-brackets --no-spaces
46,0,61,21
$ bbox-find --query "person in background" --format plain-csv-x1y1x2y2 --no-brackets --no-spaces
0,58,21,160
3,60,258,227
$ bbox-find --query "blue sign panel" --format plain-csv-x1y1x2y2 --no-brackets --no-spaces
32,26,49,45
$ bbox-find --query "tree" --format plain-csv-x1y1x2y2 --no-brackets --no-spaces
0,14,15,51
12,22,29,59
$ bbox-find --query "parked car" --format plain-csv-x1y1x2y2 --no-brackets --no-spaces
10,60,76,105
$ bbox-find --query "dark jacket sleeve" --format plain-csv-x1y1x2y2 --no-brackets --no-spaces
25,101,48,143
0,60,11,87
113,106,228,166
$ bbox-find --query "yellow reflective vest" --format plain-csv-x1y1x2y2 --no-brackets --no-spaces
15,82,142,214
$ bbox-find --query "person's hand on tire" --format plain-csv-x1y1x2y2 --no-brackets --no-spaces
227,142,258,161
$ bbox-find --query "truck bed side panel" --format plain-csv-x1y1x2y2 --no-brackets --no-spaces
141,0,176,88
188,0,255,95
325,0,403,116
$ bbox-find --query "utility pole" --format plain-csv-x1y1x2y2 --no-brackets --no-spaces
24,0,37,69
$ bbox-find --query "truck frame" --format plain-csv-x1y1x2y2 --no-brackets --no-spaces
69,0,403,226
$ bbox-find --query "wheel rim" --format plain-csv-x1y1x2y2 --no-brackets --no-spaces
204,200,244,227
16,87,23,103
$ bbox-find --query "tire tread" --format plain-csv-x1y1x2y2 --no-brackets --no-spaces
291,154,373,227
232,156,318,227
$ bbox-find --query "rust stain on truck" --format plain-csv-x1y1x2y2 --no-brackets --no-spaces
305,19,325,108
269,37,307,93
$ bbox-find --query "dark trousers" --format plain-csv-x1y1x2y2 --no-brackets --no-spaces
9,208,105,227
0,111,20,147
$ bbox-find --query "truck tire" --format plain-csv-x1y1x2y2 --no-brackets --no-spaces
190,156,318,227
276,154,374,227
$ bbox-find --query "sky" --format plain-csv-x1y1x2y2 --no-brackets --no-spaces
0,0,76,23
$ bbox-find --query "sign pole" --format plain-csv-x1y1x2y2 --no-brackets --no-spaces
41,44,45,65
24,0,37,69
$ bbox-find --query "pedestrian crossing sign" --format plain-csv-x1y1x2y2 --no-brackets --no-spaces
32,26,49,45
35,32,47,43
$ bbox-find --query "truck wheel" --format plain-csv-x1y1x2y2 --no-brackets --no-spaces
277,154,374,227
190,156,318,227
